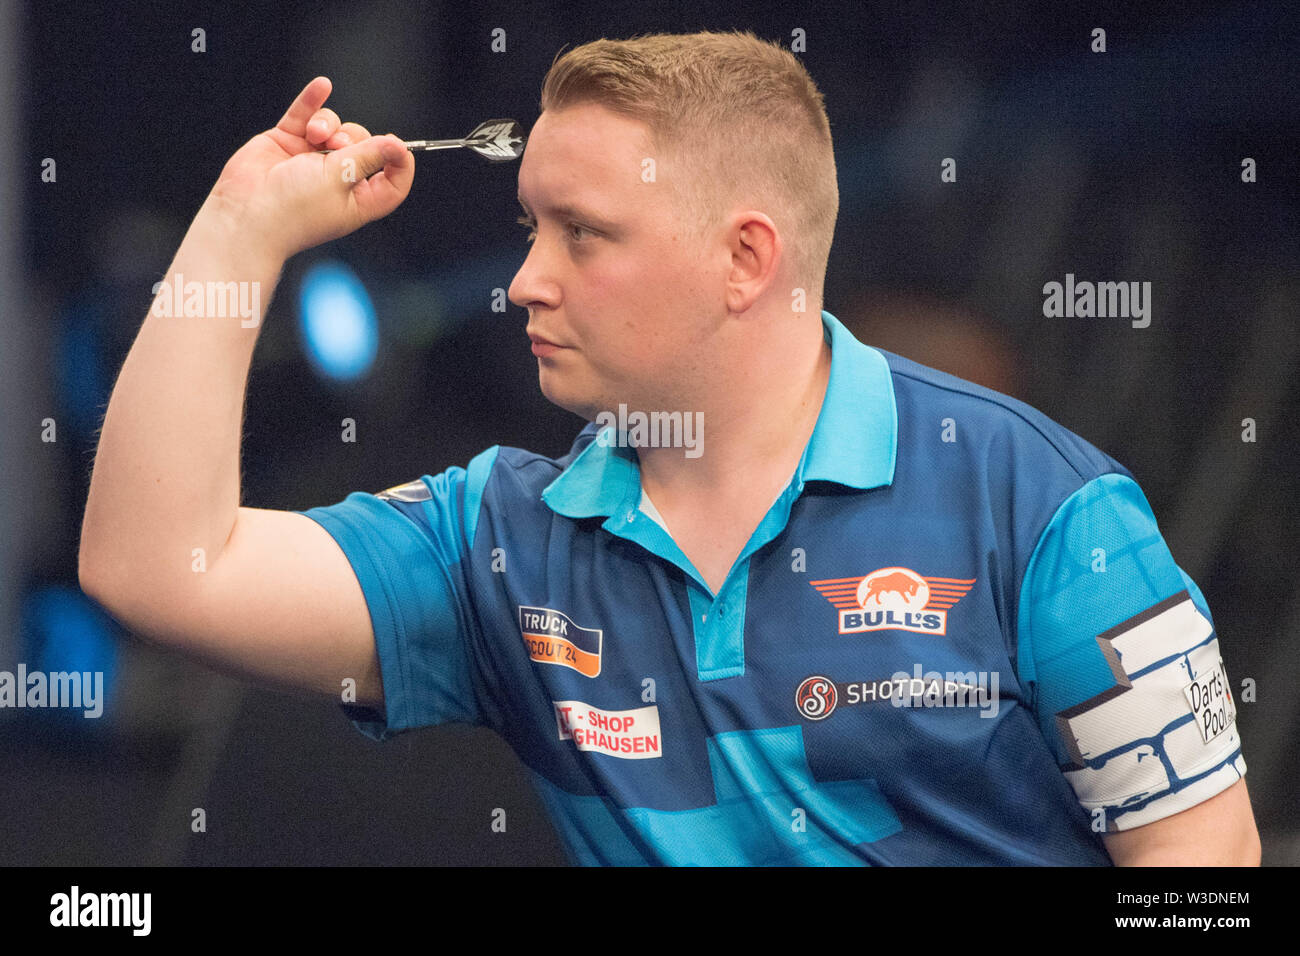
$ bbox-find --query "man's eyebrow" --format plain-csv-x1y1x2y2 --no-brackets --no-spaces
516,194,617,229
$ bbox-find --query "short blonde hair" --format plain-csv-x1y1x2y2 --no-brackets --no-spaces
539,29,839,300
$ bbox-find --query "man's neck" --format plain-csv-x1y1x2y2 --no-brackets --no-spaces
637,310,832,506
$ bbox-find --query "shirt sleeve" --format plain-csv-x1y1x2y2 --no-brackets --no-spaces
1017,472,1247,832
292,447,500,741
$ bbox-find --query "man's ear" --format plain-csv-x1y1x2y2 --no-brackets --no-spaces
724,211,781,313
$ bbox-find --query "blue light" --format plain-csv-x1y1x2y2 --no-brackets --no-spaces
297,261,379,382
20,583,119,727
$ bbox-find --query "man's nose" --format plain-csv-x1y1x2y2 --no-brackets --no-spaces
509,243,558,309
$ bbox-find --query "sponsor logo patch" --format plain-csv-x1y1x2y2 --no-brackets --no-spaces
797,667,1001,721
810,567,975,635
796,676,838,721
554,700,662,759
519,606,603,677
1185,658,1237,745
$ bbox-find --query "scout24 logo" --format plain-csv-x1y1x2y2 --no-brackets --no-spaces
519,606,603,677
810,567,975,635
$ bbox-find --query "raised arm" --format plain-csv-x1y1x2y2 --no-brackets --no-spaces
78,78,414,706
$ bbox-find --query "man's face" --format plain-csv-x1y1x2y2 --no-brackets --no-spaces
508,103,723,420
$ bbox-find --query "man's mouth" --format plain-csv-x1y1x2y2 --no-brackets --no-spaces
527,331,568,357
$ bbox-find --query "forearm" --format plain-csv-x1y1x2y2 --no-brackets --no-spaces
79,201,283,602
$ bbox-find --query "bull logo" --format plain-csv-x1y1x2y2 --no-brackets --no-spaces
811,567,976,636
856,568,929,614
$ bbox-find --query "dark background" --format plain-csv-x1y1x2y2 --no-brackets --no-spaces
1,0,1296,865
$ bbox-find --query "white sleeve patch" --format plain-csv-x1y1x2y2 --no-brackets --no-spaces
1054,591,1245,831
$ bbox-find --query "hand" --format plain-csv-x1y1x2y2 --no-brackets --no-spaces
202,76,415,262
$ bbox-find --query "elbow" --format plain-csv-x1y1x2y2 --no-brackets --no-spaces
78,537,127,616
1239,826,1262,867
77,543,107,604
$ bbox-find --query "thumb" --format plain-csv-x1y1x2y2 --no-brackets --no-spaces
326,134,412,192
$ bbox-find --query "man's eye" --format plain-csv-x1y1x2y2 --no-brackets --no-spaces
515,216,594,245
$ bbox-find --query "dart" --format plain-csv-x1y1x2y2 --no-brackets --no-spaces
322,118,527,161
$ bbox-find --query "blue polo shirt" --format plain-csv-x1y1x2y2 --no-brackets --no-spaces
295,309,1246,865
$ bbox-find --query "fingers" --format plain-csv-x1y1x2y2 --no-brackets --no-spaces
368,136,415,204
330,133,410,182
277,76,332,138
305,108,341,146
326,121,371,150
329,134,415,218
279,78,372,152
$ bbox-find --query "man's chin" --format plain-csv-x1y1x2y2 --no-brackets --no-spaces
537,372,604,423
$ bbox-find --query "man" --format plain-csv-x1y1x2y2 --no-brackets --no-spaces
79,31,1259,865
